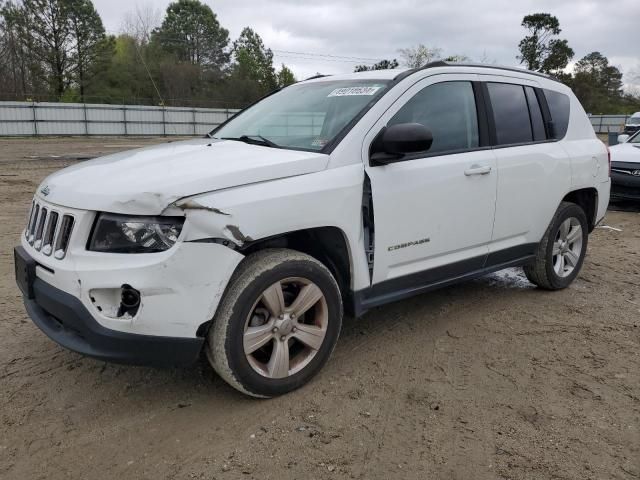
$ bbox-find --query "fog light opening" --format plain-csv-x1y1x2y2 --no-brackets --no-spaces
119,284,141,317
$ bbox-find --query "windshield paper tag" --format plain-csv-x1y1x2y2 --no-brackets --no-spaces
328,86,381,97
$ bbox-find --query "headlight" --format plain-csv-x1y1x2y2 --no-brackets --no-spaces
89,213,184,253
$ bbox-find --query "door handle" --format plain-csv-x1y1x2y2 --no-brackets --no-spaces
464,165,492,176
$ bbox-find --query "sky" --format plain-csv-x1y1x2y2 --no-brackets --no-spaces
95,0,640,91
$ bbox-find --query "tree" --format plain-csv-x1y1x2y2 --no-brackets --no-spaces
121,3,161,44
443,54,471,63
232,27,277,92
354,58,399,72
517,13,574,74
398,45,442,68
5,0,76,98
68,0,112,101
153,0,229,71
276,64,295,87
570,52,625,113
0,2,35,96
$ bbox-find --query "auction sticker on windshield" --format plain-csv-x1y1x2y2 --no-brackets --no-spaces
328,86,382,97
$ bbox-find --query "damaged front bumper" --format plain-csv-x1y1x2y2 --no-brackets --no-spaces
16,229,244,365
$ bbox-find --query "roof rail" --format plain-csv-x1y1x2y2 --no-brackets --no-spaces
303,74,332,81
394,61,560,83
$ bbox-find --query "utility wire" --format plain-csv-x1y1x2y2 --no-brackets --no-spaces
107,30,385,65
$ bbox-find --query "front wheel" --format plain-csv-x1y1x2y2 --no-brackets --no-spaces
524,201,589,290
206,249,343,398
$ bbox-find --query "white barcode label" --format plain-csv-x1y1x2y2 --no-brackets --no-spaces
328,86,381,97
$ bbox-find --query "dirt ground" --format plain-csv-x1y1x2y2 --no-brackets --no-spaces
1,137,639,480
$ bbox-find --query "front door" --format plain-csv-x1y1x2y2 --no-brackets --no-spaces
363,75,498,288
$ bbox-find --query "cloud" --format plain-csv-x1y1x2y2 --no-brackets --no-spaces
95,0,640,87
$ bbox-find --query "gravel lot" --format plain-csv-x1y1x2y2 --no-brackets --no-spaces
1,137,639,480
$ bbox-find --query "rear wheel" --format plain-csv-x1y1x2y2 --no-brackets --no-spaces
206,249,342,398
524,201,588,290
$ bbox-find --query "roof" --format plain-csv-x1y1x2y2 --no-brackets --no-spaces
303,61,560,84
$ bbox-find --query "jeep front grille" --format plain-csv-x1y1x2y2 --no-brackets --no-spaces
25,200,74,259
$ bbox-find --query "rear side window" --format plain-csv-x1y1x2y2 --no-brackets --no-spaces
487,83,533,145
388,81,479,155
544,89,570,139
525,87,546,141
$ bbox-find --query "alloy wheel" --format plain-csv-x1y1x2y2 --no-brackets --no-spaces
552,217,583,278
243,277,328,379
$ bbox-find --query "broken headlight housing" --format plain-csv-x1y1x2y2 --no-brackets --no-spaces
88,213,184,253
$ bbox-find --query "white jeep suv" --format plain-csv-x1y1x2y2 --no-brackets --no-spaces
15,62,611,397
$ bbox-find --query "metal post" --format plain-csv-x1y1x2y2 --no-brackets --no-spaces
83,103,89,135
193,107,197,136
162,106,166,137
123,105,128,136
32,102,38,136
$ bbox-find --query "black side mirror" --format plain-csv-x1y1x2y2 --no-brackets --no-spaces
370,123,433,165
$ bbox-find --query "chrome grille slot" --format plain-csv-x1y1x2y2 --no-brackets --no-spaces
42,211,59,256
24,197,76,260
28,204,40,245
25,201,35,239
54,215,74,259
34,208,48,250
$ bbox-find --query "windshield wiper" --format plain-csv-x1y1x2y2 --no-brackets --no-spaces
220,135,280,148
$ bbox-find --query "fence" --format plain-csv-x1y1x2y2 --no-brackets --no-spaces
588,114,631,134
0,101,633,137
0,101,241,136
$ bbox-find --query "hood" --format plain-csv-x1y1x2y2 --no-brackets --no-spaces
38,138,330,214
610,142,640,165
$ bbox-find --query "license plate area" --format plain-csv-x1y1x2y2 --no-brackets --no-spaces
14,246,36,299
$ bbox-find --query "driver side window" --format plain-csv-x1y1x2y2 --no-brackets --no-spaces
389,81,479,155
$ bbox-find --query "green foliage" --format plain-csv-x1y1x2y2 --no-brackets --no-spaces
232,27,277,93
517,13,574,74
152,0,229,71
68,0,112,100
276,64,296,87
7,0,76,96
0,0,110,99
567,52,636,114
516,14,638,113
354,59,399,72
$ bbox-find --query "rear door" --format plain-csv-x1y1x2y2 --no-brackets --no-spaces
482,78,572,259
363,75,498,287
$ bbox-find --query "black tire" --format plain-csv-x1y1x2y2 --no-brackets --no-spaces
206,248,343,398
524,201,589,290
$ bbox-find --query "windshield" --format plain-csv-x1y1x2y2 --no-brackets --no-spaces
629,131,640,143
628,115,640,125
211,80,391,152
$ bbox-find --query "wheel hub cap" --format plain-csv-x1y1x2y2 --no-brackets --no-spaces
275,315,294,335
243,277,328,379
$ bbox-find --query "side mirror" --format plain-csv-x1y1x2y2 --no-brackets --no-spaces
371,123,433,165
617,134,630,144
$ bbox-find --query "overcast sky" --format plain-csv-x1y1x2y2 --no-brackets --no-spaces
95,0,640,90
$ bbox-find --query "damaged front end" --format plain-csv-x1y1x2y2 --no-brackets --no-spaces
170,198,254,248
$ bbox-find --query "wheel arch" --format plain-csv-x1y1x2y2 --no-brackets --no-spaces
562,188,598,232
237,226,353,307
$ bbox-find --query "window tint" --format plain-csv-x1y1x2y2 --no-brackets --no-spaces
487,83,533,145
544,89,570,139
389,81,479,154
525,87,546,141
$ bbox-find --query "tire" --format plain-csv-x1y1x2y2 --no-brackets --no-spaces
524,201,589,290
206,248,343,398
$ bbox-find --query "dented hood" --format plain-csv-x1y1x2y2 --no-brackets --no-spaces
38,138,330,214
